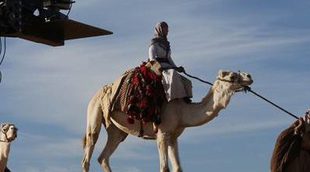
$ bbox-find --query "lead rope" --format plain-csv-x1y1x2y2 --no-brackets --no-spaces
181,71,299,120
242,86,299,119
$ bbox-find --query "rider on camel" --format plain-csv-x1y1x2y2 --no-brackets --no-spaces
148,21,192,103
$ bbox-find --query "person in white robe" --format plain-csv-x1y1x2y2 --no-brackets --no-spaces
148,21,192,102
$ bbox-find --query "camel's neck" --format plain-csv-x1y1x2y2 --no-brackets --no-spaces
0,134,10,172
181,81,234,127
0,133,8,143
0,139,10,162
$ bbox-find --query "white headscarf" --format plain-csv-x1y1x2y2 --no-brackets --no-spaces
154,21,168,38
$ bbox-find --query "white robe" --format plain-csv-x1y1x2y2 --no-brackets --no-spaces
148,42,192,101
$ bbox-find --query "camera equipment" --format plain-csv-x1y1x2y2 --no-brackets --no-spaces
0,0,112,46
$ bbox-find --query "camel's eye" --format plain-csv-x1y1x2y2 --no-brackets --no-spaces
230,75,236,81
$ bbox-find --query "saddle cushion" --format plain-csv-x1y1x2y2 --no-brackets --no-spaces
113,61,166,125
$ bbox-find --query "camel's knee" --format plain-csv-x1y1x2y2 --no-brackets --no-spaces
82,156,90,165
82,133,98,172
97,156,108,165
161,166,170,172
97,154,105,164
171,163,182,172
174,167,182,172
82,158,90,172
98,157,111,172
82,161,89,169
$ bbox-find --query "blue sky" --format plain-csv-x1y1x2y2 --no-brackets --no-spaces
1,0,310,171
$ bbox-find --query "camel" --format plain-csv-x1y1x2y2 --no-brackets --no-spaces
271,111,310,172
0,123,18,172
82,70,253,172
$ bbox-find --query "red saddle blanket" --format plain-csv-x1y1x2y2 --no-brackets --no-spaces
113,62,166,126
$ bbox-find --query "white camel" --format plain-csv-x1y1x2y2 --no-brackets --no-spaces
0,123,18,172
82,70,253,172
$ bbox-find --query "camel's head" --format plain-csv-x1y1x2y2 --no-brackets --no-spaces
271,112,310,172
1,123,18,142
216,70,253,91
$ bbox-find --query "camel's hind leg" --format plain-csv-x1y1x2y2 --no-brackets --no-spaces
82,97,103,172
98,124,128,172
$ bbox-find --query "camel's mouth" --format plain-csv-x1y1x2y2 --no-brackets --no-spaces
239,72,253,85
240,79,253,86
13,131,17,139
8,126,18,141
8,135,17,142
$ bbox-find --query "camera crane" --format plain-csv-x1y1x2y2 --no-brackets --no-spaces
0,0,112,83
0,0,112,46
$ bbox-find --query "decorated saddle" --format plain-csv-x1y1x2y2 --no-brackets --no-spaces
112,61,166,135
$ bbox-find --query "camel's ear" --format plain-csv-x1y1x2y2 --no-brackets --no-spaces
305,113,310,132
218,70,229,79
1,123,9,133
305,111,310,123
294,118,305,135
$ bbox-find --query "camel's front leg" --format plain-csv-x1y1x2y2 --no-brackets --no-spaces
168,138,182,172
157,131,170,172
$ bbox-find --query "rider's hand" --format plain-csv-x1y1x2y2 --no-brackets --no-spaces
177,66,185,73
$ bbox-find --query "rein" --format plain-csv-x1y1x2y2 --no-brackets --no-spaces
182,71,213,86
181,71,299,120
243,86,299,119
182,71,244,87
